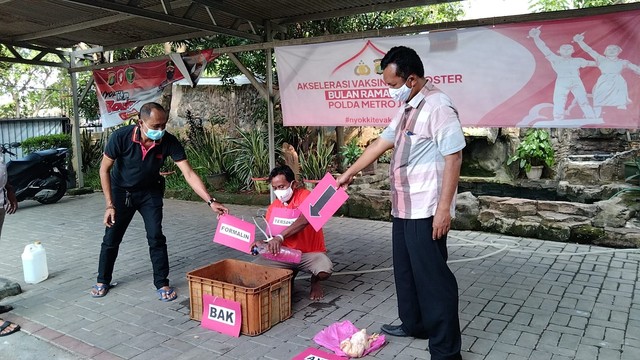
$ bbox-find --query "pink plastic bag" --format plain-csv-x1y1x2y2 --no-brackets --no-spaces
313,320,386,358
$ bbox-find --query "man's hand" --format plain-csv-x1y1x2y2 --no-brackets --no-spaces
267,235,283,255
5,186,17,214
336,173,354,189
573,33,585,43
104,208,116,227
209,202,229,217
432,207,452,241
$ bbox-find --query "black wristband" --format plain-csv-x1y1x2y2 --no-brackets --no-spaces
206,198,216,206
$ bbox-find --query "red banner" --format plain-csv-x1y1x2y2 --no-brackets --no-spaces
93,50,217,128
275,9,640,128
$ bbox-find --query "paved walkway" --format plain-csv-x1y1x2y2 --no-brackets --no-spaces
1,192,639,360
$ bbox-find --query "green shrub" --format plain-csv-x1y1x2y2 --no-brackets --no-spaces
507,129,555,173
161,159,190,191
83,166,102,190
340,137,363,168
80,130,106,173
223,177,246,193
300,133,335,180
229,127,273,188
21,133,72,154
187,127,231,175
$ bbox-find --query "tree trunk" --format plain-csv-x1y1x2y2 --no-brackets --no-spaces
12,92,20,118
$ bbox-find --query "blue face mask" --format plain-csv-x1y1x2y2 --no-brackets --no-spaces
141,122,165,141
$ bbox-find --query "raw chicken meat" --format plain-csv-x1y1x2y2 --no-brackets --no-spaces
339,328,380,358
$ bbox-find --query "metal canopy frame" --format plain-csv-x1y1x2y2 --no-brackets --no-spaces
1,1,638,189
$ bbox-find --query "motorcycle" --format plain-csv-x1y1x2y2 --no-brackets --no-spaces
1,142,69,204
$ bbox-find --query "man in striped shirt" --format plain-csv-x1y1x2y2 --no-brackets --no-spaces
337,46,465,360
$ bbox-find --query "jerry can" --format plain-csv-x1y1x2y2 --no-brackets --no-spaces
22,241,49,284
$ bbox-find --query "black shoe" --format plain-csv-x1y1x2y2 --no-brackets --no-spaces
381,324,409,337
0,305,12,314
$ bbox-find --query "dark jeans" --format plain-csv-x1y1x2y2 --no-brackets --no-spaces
392,217,462,360
97,187,168,289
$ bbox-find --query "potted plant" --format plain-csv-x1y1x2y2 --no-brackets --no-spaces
229,127,272,193
339,137,363,170
507,128,555,180
300,133,335,188
186,128,230,190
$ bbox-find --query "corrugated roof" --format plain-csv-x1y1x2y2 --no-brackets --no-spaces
0,0,460,51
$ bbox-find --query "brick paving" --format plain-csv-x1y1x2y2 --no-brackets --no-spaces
1,192,639,359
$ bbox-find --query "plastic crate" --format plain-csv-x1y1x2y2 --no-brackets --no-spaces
187,259,293,336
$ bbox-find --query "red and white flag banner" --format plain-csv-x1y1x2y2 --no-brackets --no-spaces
275,9,640,128
93,49,217,128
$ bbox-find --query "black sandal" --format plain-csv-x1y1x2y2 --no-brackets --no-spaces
0,320,20,337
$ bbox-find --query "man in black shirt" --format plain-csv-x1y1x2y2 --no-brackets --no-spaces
90,102,228,301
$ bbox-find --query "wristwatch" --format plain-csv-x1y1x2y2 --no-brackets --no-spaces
206,198,217,206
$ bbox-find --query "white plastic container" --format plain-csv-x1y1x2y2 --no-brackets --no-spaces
22,241,49,284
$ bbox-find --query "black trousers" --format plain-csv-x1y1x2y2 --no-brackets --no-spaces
97,187,168,289
392,217,462,360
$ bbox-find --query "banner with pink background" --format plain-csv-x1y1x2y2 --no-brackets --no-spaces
275,9,640,128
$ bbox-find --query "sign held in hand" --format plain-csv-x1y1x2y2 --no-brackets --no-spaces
213,214,255,254
299,173,348,231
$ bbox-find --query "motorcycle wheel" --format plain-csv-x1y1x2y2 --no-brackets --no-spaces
35,174,68,204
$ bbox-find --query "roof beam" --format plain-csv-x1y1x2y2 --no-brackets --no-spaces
102,31,212,53
273,0,461,24
59,0,261,41
227,53,268,100
10,0,193,42
184,3,199,19
0,56,67,68
0,43,70,68
161,0,174,15
0,40,70,57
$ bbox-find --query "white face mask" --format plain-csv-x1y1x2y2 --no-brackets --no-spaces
273,185,294,203
389,83,411,102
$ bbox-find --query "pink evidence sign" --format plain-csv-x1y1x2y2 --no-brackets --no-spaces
292,347,346,360
200,294,241,337
213,214,255,254
299,173,349,232
267,207,301,236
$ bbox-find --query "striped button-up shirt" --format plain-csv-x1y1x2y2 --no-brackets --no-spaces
380,82,466,219
0,159,7,207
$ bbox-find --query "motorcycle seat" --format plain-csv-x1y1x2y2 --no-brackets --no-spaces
33,149,61,161
7,158,40,177
7,148,67,178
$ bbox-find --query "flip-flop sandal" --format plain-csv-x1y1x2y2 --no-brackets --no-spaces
90,283,112,298
0,305,13,314
0,320,20,337
156,287,177,302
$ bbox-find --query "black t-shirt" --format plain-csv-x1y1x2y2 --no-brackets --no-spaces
104,125,186,191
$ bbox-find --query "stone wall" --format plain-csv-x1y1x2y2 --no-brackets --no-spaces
339,167,640,248
453,191,640,248
167,83,266,131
